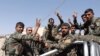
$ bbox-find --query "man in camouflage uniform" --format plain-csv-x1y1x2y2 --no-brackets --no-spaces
2,19,40,56
42,12,64,53
88,18,100,36
43,12,64,41
24,27,43,56
32,33,44,56
46,23,77,56
74,8,100,41
74,17,100,45
75,8,100,43
25,27,43,56
83,8,100,35
22,27,33,56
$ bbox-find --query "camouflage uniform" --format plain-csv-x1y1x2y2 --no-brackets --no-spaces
84,17,99,34
30,33,44,56
21,35,33,56
89,17,100,36
48,34,77,56
73,16,100,35
82,35,99,41
42,15,64,43
43,25,58,41
22,33,43,56
42,24,60,54
32,40,45,56
3,32,37,56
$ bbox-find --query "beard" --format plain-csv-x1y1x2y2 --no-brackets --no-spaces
62,31,69,35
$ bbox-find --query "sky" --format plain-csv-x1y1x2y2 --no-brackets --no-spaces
0,0,100,35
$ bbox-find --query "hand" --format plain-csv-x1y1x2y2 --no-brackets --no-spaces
45,43,49,48
35,18,41,27
72,11,77,19
64,39,72,44
55,11,62,19
68,18,73,25
68,18,71,23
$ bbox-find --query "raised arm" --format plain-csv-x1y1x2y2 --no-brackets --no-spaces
68,18,73,26
56,12,64,29
32,19,41,36
72,12,80,29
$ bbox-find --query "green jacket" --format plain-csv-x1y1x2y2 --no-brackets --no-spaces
3,32,37,55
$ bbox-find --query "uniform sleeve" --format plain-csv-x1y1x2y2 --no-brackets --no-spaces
50,36,74,50
58,39,73,50
21,35,38,41
73,18,80,29
52,27,58,38
49,40,72,50
78,35,100,43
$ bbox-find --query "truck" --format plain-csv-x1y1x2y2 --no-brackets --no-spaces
40,41,100,56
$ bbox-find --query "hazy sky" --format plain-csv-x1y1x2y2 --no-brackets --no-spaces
0,0,100,35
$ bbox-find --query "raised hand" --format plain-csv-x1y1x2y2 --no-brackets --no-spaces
55,11,62,19
68,18,71,23
72,11,77,19
33,18,41,36
55,10,64,28
68,18,73,25
35,18,41,27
